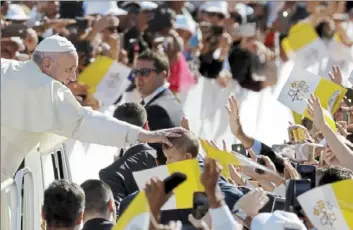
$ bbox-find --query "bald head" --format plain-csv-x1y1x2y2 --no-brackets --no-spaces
32,50,78,85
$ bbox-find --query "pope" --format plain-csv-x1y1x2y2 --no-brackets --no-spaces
1,34,184,182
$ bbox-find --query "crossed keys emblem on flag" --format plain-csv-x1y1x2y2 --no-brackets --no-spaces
287,80,310,102
313,200,337,226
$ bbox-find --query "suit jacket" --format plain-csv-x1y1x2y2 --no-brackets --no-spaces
81,218,113,230
1,59,141,181
145,89,184,164
99,143,157,215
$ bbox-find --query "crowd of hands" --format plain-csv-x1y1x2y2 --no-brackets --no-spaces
139,65,353,230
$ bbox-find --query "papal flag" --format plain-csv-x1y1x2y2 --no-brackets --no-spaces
277,66,347,130
298,179,353,230
113,192,150,230
199,139,273,175
133,159,204,210
282,23,330,75
78,56,132,110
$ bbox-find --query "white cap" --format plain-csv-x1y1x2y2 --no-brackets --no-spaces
251,211,307,230
175,15,196,34
235,3,254,23
34,34,76,53
200,1,229,18
85,1,127,16
6,4,29,21
121,1,158,11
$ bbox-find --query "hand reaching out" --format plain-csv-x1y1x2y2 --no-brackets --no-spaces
283,160,300,180
329,65,343,86
233,188,269,217
308,94,327,130
226,95,243,137
180,117,190,131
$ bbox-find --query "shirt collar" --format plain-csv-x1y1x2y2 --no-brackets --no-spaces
142,82,169,105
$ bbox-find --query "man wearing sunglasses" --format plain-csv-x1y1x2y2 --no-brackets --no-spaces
132,50,184,164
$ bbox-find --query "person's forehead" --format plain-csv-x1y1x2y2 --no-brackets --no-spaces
136,59,154,68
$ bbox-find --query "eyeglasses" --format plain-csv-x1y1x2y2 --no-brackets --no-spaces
131,68,158,78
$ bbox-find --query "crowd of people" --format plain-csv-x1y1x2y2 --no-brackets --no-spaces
1,1,353,230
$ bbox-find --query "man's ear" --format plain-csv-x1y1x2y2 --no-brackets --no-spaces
76,212,84,225
108,198,115,212
185,153,193,159
143,121,150,131
41,206,46,221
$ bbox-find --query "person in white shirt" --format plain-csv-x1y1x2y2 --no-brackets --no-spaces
1,34,184,182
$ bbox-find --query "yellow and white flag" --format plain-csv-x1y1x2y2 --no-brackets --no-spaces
298,179,353,230
133,159,204,210
282,23,330,76
78,56,132,109
277,66,347,129
199,139,273,175
113,192,150,230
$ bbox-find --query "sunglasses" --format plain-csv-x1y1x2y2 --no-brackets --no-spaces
131,68,158,77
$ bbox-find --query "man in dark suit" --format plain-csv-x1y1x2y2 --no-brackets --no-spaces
132,50,184,164
81,180,115,230
99,103,158,216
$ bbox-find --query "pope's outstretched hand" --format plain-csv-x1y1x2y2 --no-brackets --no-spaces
137,127,186,146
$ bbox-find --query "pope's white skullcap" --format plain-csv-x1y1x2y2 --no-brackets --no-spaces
35,34,76,53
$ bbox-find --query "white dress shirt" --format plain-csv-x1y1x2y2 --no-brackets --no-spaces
141,82,170,105
1,59,142,181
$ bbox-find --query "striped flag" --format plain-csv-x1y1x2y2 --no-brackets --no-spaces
112,192,150,230
278,66,347,130
298,179,353,230
133,159,204,210
282,23,330,76
78,56,132,109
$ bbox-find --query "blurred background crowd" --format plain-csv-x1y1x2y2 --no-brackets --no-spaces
1,1,353,230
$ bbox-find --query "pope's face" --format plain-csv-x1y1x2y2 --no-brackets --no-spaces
46,52,78,85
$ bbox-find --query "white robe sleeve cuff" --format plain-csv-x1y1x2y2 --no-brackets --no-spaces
209,205,242,230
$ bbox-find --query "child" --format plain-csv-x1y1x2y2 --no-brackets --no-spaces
162,131,199,164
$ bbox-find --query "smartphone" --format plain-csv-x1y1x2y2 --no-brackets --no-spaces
188,34,200,49
255,158,266,175
296,165,316,188
231,144,247,157
285,179,313,217
259,194,285,213
164,172,187,194
192,192,210,220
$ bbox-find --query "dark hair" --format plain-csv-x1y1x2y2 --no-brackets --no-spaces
43,180,85,228
113,102,147,127
137,49,170,76
80,180,113,215
318,166,353,186
162,131,199,158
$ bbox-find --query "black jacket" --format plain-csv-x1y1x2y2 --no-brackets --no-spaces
259,142,285,173
145,88,184,164
99,143,157,215
82,218,113,230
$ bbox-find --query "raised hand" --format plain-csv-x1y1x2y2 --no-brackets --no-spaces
328,65,343,86
225,95,243,137
137,127,186,147
308,94,327,130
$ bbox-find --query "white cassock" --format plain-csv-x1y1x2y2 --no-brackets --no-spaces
1,58,142,182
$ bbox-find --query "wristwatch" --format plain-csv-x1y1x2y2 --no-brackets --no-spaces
232,208,248,221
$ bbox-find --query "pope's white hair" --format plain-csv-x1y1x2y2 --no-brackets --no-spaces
32,51,73,67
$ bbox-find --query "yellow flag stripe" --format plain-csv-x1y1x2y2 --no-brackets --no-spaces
78,56,114,94
331,179,353,228
167,159,204,209
113,191,150,230
286,23,318,51
199,139,240,165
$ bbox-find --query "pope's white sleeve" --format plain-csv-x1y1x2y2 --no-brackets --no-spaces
50,82,142,147
209,205,242,230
